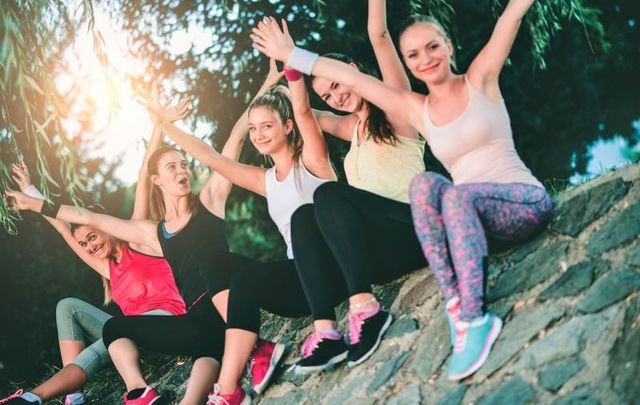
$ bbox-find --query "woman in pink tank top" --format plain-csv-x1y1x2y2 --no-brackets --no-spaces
1,101,189,405
252,0,553,382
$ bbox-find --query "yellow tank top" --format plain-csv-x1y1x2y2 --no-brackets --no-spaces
343,120,426,203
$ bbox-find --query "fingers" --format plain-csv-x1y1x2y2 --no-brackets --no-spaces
281,18,290,36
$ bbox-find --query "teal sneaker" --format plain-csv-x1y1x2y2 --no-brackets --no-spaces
448,313,502,381
445,297,461,345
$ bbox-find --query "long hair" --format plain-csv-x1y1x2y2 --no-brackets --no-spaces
147,146,199,222
70,204,119,306
313,53,398,145
399,15,457,71
249,85,303,165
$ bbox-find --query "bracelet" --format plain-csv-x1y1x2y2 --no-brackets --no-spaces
25,185,45,200
41,200,61,218
284,67,303,82
286,46,319,76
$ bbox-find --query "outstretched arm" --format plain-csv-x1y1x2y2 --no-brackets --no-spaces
10,162,110,277
200,59,285,217
287,69,336,180
251,18,428,135
467,0,536,99
5,190,160,254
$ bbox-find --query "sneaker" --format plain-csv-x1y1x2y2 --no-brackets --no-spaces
250,339,287,395
0,390,35,404
64,392,86,405
445,297,461,345
293,330,348,374
448,313,503,381
206,384,250,405
123,386,162,405
347,309,393,367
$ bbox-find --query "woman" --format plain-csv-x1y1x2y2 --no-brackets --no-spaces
0,103,189,405
146,67,351,404
254,0,430,371
4,69,282,404
252,0,553,380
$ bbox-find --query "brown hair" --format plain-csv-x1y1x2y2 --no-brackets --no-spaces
399,15,457,71
313,53,398,145
147,146,199,221
249,85,303,164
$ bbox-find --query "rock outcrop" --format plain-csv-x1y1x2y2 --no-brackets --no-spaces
81,163,640,404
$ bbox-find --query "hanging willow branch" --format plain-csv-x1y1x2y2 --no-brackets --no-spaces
0,1,97,234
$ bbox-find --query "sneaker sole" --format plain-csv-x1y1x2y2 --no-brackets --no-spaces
253,342,288,395
448,316,503,381
240,394,251,405
347,312,393,367
293,350,348,375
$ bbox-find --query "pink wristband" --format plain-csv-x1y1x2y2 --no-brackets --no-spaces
284,67,303,82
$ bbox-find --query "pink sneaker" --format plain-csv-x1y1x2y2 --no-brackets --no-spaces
250,339,287,395
207,384,250,405
123,387,162,405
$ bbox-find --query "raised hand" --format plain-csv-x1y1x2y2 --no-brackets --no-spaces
11,161,32,192
137,83,192,125
263,58,285,89
251,17,295,63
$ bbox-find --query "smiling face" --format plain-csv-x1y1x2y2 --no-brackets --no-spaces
399,22,454,85
150,150,191,197
248,106,293,156
312,65,365,113
73,225,113,260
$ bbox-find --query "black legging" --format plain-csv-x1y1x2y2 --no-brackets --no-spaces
227,205,348,333
311,181,427,295
102,296,226,360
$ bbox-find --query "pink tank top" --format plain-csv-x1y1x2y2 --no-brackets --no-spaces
422,76,543,188
109,243,186,316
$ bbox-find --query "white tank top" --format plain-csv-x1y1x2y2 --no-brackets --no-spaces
422,75,543,188
265,161,330,259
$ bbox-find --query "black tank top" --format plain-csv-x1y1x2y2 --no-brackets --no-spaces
158,199,230,306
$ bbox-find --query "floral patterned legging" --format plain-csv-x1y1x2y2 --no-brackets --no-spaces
409,172,553,321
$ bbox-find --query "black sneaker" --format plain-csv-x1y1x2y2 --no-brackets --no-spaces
293,331,348,374
347,309,393,367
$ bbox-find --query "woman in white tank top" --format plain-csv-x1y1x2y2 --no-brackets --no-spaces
253,0,553,382
146,61,354,403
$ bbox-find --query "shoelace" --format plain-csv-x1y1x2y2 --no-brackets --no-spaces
0,389,23,404
446,299,461,324
301,331,325,359
454,324,468,353
348,310,373,346
206,385,230,405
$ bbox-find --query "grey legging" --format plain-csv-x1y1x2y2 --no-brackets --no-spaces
56,297,170,377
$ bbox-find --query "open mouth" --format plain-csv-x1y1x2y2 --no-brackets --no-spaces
91,244,104,255
178,177,189,186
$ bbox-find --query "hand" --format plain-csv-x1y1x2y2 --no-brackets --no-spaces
263,58,285,89
4,190,40,213
137,83,191,125
11,161,32,192
251,17,295,63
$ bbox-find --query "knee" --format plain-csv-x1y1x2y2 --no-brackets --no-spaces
291,204,315,235
409,172,446,199
101,317,121,348
441,186,469,212
56,297,84,321
313,181,342,207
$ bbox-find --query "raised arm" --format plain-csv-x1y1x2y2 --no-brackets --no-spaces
467,0,536,98
200,59,285,217
11,162,110,277
368,0,411,91
251,18,428,135
5,190,161,254
287,69,336,180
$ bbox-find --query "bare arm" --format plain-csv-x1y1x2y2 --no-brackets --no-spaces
131,125,162,220
288,73,336,180
251,18,428,135
467,0,536,99
312,109,358,141
368,0,418,138
10,163,110,277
